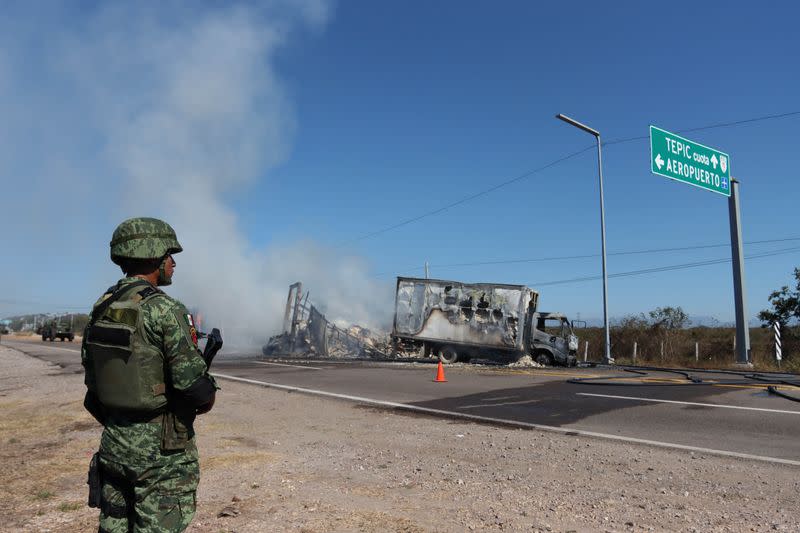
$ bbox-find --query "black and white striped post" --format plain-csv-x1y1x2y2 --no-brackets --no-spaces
774,321,782,365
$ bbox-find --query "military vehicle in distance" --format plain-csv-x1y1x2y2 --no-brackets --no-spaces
41,320,75,342
391,277,579,366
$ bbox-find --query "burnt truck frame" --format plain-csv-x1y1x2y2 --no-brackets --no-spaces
391,277,579,366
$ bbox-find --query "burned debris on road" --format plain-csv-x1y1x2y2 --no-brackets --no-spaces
262,282,392,359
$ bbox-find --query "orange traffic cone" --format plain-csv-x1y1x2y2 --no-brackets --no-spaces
434,361,447,382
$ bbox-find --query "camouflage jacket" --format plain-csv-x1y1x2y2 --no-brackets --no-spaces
82,277,209,464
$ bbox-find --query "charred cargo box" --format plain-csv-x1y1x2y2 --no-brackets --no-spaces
392,277,539,364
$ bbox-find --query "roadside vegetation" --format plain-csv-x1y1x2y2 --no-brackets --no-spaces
578,321,796,371
579,268,800,372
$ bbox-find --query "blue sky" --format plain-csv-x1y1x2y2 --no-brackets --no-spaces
2,0,799,330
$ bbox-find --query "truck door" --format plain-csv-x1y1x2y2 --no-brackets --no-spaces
537,316,569,363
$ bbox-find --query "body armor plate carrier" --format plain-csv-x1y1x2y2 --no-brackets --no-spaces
86,282,168,413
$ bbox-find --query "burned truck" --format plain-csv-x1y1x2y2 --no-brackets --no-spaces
391,277,579,366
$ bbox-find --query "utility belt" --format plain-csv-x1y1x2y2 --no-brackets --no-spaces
105,409,164,424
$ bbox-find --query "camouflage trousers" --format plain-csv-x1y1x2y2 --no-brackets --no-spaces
97,450,199,533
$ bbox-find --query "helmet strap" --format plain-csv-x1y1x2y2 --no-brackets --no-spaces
157,257,172,286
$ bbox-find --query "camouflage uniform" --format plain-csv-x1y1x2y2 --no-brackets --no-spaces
82,218,216,533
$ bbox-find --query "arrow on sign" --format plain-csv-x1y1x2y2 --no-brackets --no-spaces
710,154,718,169
655,153,665,170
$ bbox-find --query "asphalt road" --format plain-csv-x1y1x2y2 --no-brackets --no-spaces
5,337,800,465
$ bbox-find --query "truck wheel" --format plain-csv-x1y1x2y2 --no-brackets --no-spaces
535,351,553,366
438,346,459,364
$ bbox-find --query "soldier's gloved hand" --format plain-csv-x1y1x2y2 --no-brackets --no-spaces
179,375,217,415
196,392,215,415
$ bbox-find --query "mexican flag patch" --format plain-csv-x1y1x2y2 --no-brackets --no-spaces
187,314,198,346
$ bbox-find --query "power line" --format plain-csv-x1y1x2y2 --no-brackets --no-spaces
342,145,595,244
6,245,799,315
531,246,800,287
346,110,800,244
604,110,800,146
375,236,800,277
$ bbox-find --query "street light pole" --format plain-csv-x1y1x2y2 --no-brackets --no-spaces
556,113,613,364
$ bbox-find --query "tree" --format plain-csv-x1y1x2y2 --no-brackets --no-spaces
648,306,689,330
648,306,689,360
758,268,800,328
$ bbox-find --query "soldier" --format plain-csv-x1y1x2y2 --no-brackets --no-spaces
82,217,217,532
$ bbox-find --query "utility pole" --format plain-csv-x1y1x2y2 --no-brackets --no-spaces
556,113,613,364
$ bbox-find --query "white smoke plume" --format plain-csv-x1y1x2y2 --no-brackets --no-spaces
1,2,394,346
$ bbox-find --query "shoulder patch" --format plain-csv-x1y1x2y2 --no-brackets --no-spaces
168,305,199,349
186,314,198,346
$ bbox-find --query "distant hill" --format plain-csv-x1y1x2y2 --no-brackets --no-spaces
2,313,89,333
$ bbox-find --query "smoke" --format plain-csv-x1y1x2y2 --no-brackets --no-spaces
0,2,394,344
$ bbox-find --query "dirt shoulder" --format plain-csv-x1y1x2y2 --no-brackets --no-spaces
0,345,797,533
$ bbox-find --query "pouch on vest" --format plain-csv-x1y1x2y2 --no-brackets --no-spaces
160,411,191,451
85,285,168,413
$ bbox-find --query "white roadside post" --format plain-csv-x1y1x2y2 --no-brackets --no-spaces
775,322,782,367
695,342,699,363
583,341,589,362
633,342,637,363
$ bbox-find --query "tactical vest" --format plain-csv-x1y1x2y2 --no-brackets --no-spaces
85,282,168,413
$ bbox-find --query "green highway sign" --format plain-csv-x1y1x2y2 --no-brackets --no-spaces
650,125,731,197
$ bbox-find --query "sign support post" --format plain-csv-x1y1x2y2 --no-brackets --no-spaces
728,178,751,365
650,125,750,366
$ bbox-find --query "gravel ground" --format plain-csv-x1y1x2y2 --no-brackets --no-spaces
0,344,797,532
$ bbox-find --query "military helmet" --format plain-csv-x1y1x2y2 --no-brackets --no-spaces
110,217,183,264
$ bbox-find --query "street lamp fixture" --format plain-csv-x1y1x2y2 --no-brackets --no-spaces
555,113,613,365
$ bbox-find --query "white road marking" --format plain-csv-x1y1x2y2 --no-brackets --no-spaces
213,373,800,467
5,342,79,353
577,392,800,415
252,361,322,371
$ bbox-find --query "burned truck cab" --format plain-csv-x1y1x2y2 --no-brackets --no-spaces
529,312,578,366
